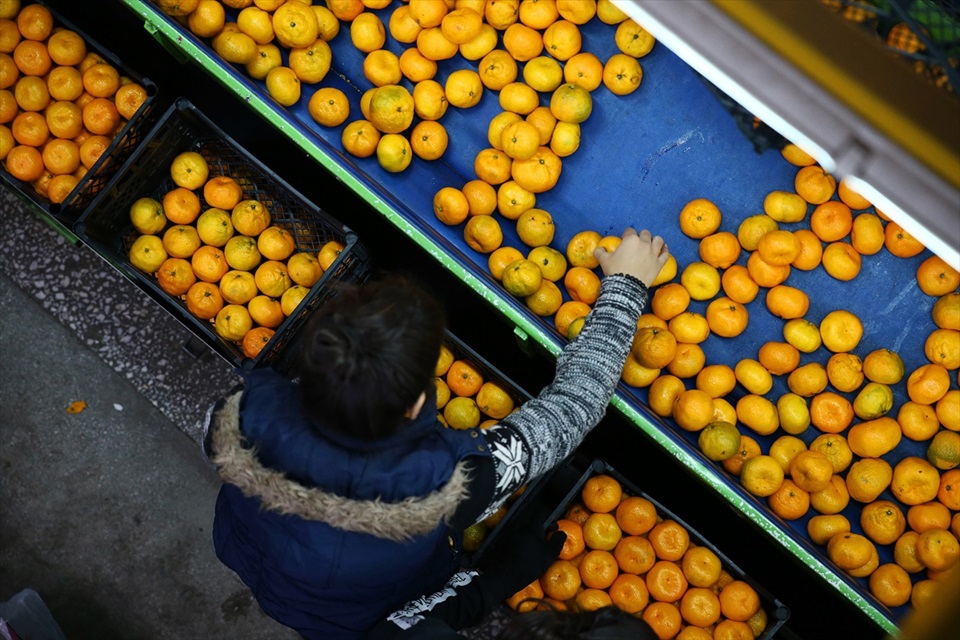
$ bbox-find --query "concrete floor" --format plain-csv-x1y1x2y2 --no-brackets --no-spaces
0,192,300,639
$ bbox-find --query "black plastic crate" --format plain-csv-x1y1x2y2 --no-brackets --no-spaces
0,1,159,224
480,456,791,637
74,97,371,369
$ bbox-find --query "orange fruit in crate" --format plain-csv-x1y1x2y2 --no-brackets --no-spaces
47,174,78,204
705,297,748,338
156,257,196,297
223,235,261,272
81,97,120,136
446,359,484,397
602,52,643,95
642,602,683,639
554,300,591,337
12,110,48,147
498,81,539,115
162,225,201,259
575,587,613,613
650,283,690,322
502,258,543,297
852,383,896,421
527,245,566,282
735,358,773,395
163,187,203,226
417,27,459,62
281,285,309,317
809,433,853,474
444,68,483,109
215,304,253,342
646,559,688,603
376,133,412,173
13,39,51,77
698,231,741,269
525,280,563,317
504,578,544,613
826,352,864,393
554,519,585,561
44,100,83,139
242,326,275,359
789,450,833,492
247,295,284,329
540,559,581,601
646,373,684,417
286,252,322,288
78,135,110,170
502,22,542,61
128,234,168,274
579,548,619,589
582,512,622,550
435,344,454,378
718,580,762,624
475,380,514,419
763,189,807,223
615,496,657,536
170,151,209,191
939,469,960,510
809,474,849,515
681,545,722,588
648,519,690,562
525,106,557,146
258,226,295,261
608,573,649,615
203,176,243,211
254,260,292,298
388,4,421,43
737,394,779,436
581,474,622,514
500,119,540,160
129,196,167,236
191,245,229,284
185,281,224,321
621,353,660,387
810,391,854,434
317,240,345,271
680,587,721,627
549,82,591,124
440,7,483,44
614,534,657,575
443,396,481,429
82,62,119,99
862,348,905,384
884,220,925,258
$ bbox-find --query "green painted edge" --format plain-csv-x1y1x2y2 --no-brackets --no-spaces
119,2,895,631
608,394,898,633
119,0,554,353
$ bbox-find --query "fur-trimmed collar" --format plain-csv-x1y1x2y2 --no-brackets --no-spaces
210,391,472,542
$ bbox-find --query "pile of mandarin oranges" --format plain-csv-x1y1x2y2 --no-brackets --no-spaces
0,1,150,203
506,471,773,640
131,0,960,626
126,148,346,360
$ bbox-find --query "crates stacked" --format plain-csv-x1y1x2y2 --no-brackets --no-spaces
75,98,370,369
0,0,159,225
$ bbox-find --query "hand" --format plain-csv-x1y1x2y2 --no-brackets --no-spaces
594,228,669,288
479,504,567,595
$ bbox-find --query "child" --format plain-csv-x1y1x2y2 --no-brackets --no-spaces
205,227,668,638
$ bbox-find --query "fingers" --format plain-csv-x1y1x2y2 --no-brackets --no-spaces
622,227,638,240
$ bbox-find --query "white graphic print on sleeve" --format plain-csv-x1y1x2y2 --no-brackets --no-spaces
385,571,479,630
489,430,528,492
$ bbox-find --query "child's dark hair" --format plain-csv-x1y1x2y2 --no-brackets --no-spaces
499,604,658,640
293,273,446,440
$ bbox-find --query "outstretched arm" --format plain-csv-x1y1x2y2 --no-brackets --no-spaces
479,229,669,517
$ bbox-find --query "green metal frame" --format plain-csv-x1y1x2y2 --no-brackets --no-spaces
114,0,896,632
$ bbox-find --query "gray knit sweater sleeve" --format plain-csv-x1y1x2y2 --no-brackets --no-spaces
479,274,647,518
